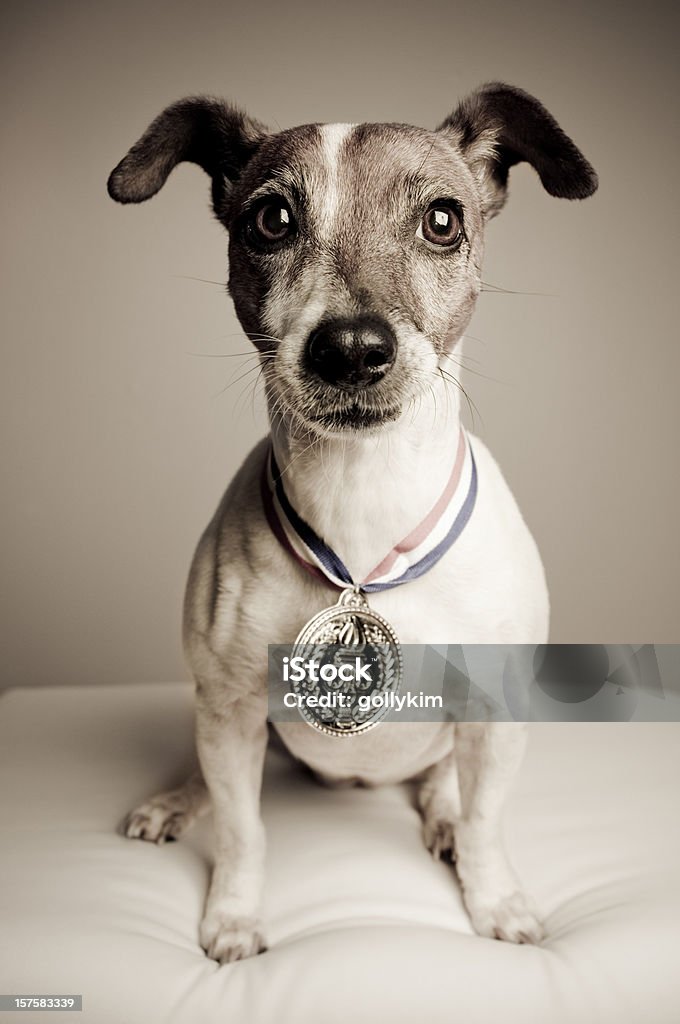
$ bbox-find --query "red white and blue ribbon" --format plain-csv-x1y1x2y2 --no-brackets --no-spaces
261,428,477,593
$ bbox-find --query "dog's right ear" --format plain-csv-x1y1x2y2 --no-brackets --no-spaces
107,96,268,216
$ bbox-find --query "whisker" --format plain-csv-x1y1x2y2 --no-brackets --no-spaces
215,362,262,398
234,364,268,421
415,139,436,177
436,366,484,431
446,350,484,367
428,381,438,432
279,432,324,480
172,275,227,287
250,368,269,421
187,350,274,360
481,279,554,297
442,354,504,385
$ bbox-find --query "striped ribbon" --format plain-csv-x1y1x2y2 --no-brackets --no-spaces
261,428,478,593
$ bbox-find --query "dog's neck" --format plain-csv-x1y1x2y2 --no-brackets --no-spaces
269,373,462,583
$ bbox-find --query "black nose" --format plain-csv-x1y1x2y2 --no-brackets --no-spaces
305,316,397,388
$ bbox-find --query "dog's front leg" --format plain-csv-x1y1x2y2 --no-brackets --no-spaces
454,722,544,944
196,686,269,964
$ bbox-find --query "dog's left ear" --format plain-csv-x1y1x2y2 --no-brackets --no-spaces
107,96,269,216
437,82,598,219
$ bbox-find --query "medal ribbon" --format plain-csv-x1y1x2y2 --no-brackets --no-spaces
261,427,477,593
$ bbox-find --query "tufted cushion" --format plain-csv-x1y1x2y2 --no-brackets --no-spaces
1,684,678,1023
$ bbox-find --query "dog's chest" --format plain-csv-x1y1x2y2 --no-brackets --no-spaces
273,718,455,785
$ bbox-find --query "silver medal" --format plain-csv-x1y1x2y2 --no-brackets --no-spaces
291,588,403,737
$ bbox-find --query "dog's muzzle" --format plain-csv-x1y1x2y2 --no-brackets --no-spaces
304,315,397,389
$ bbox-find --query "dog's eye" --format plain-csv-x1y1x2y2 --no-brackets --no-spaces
248,199,296,245
417,203,463,249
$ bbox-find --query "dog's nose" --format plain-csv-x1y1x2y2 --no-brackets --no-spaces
305,316,397,388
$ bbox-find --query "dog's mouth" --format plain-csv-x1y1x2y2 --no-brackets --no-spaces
309,401,402,431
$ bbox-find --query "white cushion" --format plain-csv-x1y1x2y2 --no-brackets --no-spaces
1,684,678,1023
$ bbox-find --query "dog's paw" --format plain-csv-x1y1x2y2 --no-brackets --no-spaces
465,890,545,945
123,797,194,844
200,912,267,964
423,816,456,862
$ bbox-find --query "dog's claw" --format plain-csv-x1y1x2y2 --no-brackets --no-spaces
200,914,267,964
123,802,193,844
423,817,456,862
467,890,545,945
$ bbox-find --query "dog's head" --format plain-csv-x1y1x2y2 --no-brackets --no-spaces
109,84,597,436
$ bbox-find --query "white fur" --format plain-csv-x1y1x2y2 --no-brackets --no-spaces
317,123,355,235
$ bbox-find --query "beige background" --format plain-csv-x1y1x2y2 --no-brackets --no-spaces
1,0,678,687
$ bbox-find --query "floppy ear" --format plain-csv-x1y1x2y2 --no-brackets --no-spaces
437,82,598,219
107,96,268,215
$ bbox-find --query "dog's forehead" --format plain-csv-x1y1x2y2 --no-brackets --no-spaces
241,122,473,210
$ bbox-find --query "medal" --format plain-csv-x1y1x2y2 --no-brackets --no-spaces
290,587,403,736
262,428,478,737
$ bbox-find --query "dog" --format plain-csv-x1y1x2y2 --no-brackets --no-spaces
108,83,597,963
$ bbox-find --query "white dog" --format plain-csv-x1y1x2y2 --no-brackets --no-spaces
109,82,597,963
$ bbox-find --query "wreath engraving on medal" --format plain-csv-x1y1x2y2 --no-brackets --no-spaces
291,589,403,737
